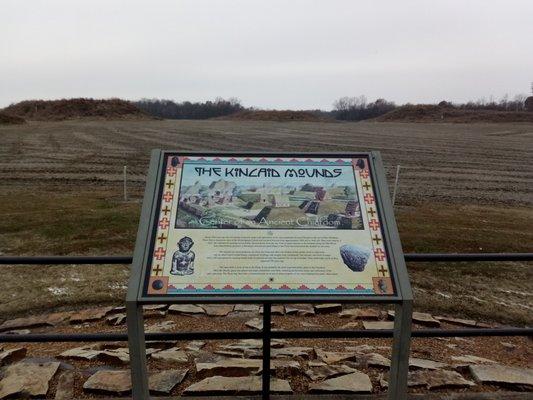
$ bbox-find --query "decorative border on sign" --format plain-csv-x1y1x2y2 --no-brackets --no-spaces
147,156,184,294
167,286,375,295
352,157,391,286
145,154,395,296
179,157,353,165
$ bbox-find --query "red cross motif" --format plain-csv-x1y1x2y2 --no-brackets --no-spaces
163,191,173,202
154,247,166,260
369,219,380,230
159,217,170,229
360,169,369,179
364,193,375,204
166,166,177,177
374,248,386,261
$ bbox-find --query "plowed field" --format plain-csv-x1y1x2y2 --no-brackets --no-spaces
0,119,531,206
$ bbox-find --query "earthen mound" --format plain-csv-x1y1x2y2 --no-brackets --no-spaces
2,98,151,121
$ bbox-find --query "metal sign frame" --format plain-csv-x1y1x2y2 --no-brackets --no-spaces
126,150,412,399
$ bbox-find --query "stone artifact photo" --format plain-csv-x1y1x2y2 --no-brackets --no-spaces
170,236,195,275
340,244,371,272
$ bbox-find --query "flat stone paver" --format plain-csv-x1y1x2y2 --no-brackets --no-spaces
0,361,60,399
470,364,533,388
309,371,372,393
183,376,292,395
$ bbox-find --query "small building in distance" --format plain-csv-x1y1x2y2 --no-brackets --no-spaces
180,179,237,206
315,187,330,201
301,183,330,201
271,194,290,207
208,179,236,202
345,200,360,218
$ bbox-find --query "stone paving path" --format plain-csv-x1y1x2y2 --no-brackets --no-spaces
0,304,531,398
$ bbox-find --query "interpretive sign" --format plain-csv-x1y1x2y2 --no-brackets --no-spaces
133,151,405,301
127,150,412,400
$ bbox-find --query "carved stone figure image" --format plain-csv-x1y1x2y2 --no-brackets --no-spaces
170,236,195,275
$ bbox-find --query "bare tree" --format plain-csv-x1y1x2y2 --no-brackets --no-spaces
134,98,243,119
333,96,395,121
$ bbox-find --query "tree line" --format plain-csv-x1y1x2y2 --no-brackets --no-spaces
445,94,529,112
134,97,243,119
134,93,532,121
331,94,532,121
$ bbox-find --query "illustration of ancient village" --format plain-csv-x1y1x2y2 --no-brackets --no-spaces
176,178,363,229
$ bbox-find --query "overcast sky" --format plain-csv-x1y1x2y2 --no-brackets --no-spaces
1,0,532,109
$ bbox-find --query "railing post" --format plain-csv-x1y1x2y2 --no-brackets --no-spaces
262,303,271,400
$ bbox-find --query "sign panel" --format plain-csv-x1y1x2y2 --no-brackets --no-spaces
141,153,397,298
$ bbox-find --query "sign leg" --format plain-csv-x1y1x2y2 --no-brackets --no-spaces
262,303,271,400
388,300,412,400
126,301,150,399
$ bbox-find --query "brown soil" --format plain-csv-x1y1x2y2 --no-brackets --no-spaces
1,98,151,121
376,105,533,123
0,119,530,206
220,110,333,122
0,111,25,125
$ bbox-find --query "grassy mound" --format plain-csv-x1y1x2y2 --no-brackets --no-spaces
376,104,533,123
0,112,25,125
220,110,333,122
2,98,151,121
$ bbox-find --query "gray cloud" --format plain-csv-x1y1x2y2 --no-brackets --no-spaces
1,0,532,109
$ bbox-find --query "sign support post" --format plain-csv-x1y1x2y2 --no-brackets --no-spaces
389,300,413,398
373,151,413,400
126,149,163,399
127,150,412,400
126,302,149,399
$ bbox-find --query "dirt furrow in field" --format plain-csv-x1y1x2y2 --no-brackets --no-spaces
1,120,531,205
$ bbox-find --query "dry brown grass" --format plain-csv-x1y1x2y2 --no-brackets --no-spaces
0,111,25,125
376,104,533,123
1,98,150,121
0,119,530,323
219,110,332,122
0,187,531,325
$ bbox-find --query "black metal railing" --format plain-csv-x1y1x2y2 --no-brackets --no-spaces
1,327,531,344
0,253,531,345
2,252,532,265
0,253,532,399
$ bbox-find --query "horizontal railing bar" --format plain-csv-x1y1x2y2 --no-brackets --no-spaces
404,253,533,262
270,327,533,339
0,256,133,265
0,331,263,343
0,253,532,265
1,328,531,343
